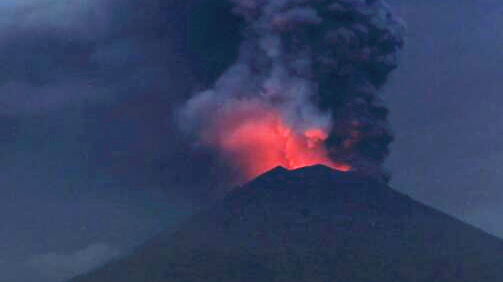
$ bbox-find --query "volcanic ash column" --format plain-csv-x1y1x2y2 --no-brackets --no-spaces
178,0,405,183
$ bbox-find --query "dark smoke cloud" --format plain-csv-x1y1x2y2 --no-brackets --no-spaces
0,0,246,201
179,0,405,182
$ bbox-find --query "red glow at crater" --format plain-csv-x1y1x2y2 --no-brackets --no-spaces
203,102,351,180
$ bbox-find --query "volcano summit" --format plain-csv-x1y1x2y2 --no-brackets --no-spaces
70,165,503,282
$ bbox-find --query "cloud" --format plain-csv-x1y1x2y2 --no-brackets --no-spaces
0,0,177,117
0,0,112,117
0,0,110,41
27,243,122,281
0,0,239,199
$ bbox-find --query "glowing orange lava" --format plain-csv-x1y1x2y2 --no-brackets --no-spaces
203,102,351,180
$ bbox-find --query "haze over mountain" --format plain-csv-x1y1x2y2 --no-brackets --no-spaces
69,165,503,282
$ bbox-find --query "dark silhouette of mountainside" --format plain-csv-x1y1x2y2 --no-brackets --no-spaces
70,165,503,281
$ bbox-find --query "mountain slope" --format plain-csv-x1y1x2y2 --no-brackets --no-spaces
70,165,503,281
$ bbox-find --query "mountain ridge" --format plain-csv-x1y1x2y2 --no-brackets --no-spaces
70,165,503,282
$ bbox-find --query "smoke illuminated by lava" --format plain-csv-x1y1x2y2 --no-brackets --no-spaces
178,0,404,183
200,101,351,180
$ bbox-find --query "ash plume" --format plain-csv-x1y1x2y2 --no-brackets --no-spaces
178,0,405,183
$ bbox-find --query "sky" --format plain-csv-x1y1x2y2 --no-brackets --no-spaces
0,0,502,281
384,0,503,232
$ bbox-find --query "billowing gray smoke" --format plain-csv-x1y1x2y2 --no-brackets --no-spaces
179,0,405,182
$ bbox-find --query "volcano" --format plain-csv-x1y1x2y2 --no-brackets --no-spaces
70,165,503,282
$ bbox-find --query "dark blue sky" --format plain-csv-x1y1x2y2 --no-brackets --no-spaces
1,0,502,281
385,0,503,233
